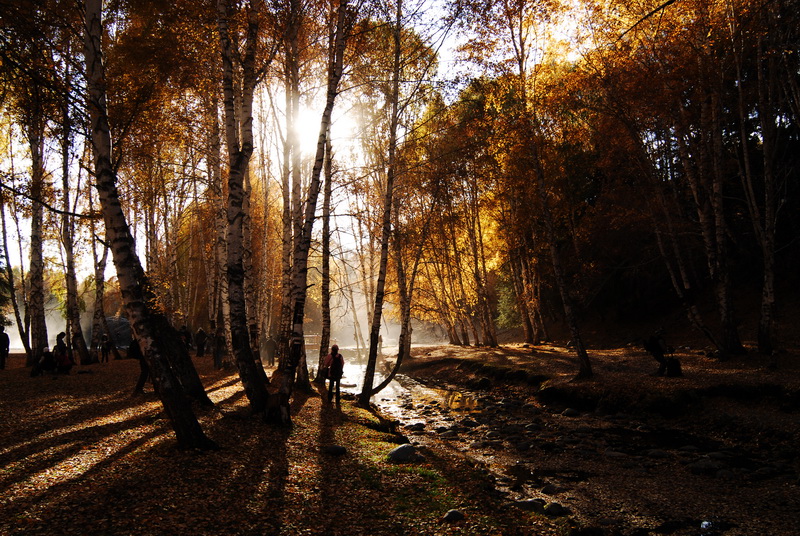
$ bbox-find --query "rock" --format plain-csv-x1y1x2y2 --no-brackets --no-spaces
604,449,627,458
522,403,541,414
687,458,727,475
544,502,571,516
540,483,562,495
460,418,479,428
750,466,778,480
476,377,493,390
406,422,425,432
439,430,457,439
514,441,530,452
716,469,735,480
707,451,731,461
442,509,465,522
322,445,347,456
562,408,580,417
646,449,671,459
514,498,546,513
387,443,423,463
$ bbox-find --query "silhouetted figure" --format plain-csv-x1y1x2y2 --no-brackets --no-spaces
195,328,207,357
179,326,193,350
0,325,9,370
100,334,111,363
130,338,149,394
264,335,277,366
31,347,56,377
643,330,681,377
323,344,344,405
213,328,226,369
54,332,74,374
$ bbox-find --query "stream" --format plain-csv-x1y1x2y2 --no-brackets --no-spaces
326,347,789,535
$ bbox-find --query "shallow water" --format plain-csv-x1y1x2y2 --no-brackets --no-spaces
325,345,481,414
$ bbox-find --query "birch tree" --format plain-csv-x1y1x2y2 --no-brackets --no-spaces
217,0,272,412
271,0,352,424
84,0,216,450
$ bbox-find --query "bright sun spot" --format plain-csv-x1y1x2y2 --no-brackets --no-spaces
293,105,360,157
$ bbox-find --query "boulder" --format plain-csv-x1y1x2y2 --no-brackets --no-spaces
387,443,423,463
442,509,465,522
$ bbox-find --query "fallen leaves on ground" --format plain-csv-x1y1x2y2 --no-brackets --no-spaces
0,354,560,536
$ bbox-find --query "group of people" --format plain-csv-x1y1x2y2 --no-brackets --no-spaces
30,332,76,377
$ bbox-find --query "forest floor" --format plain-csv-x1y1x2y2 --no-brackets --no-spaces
0,352,563,536
1,340,799,536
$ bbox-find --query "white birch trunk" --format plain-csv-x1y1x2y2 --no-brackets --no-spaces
84,0,215,450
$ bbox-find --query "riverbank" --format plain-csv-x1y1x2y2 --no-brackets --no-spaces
379,343,800,535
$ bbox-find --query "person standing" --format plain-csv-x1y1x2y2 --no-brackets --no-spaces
264,335,277,366
195,328,207,357
213,328,226,369
100,334,111,363
323,344,344,405
0,325,9,370
54,332,74,374
130,338,149,395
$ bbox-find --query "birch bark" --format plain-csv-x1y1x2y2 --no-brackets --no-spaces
272,0,350,423
84,0,215,450
217,0,271,412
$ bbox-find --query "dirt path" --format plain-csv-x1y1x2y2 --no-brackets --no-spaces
377,344,800,535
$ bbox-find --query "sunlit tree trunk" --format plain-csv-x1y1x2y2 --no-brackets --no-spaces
316,130,333,382
359,0,402,406
59,71,90,365
341,255,366,357
272,0,350,423
89,199,118,360
207,95,230,355
242,168,261,360
0,198,30,357
218,0,271,412
25,109,48,368
84,0,215,450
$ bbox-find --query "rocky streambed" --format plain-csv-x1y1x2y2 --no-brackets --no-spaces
373,372,800,536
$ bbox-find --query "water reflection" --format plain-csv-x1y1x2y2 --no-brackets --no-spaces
314,345,404,398
316,345,480,414
441,390,480,412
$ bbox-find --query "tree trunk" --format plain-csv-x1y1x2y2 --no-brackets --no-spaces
316,128,334,382
755,31,778,357
218,0,271,413
271,0,350,423
59,78,91,366
84,0,216,450
359,0,402,406
530,132,592,379
25,113,47,368
0,197,30,357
